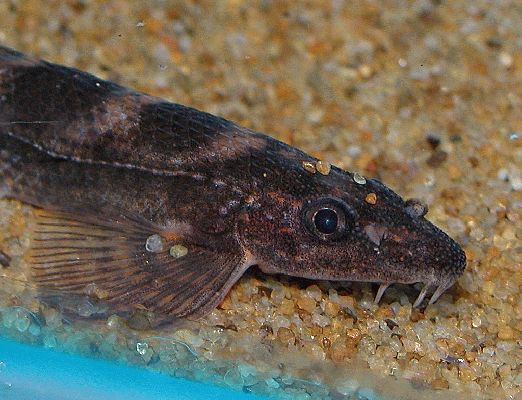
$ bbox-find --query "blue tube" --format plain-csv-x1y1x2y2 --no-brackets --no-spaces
0,338,265,400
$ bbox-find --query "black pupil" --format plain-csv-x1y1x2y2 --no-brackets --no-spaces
314,208,338,234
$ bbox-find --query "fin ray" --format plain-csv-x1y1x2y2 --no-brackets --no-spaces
29,206,247,325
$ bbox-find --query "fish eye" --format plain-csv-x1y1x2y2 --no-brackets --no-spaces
313,208,338,234
303,198,354,241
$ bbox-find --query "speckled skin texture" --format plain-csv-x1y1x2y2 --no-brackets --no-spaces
0,46,465,322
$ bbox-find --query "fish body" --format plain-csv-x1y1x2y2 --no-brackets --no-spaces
0,46,466,325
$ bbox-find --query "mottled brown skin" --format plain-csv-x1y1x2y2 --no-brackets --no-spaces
0,46,466,325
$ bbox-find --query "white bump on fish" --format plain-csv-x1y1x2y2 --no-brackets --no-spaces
145,234,166,253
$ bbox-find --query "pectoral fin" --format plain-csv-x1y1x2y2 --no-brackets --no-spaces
29,207,249,326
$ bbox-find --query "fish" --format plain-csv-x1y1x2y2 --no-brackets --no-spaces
0,45,466,326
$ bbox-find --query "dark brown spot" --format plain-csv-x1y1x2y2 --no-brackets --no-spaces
426,150,448,167
257,286,272,298
485,37,503,49
0,251,10,267
468,157,479,168
425,134,441,150
384,318,399,329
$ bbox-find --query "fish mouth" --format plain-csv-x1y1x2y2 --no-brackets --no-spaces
374,257,466,308
411,270,462,308
368,220,467,307
405,237,466,308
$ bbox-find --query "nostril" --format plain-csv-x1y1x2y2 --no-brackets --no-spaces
405,199,428,218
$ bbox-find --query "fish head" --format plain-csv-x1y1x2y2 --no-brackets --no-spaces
238,160,466,304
